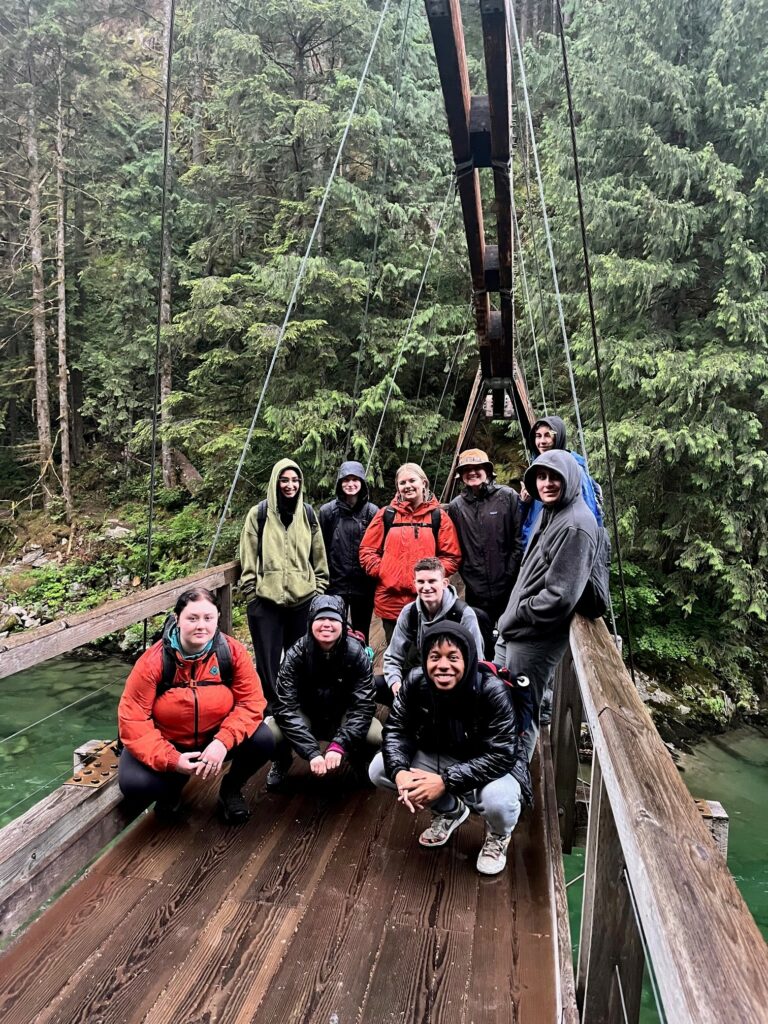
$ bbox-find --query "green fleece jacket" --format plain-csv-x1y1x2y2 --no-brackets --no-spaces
239,458,329,606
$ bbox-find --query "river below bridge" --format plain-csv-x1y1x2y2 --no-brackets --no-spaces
1,657,767,1008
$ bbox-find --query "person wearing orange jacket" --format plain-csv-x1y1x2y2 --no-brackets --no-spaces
118,587,274,824
359,462,461,640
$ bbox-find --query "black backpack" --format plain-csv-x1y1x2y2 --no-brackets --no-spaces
405,597,467,636
158,613,233,695
576,526,612,619
381,505,442,546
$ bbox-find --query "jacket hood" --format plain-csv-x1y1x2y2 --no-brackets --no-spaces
389,493,440,514
268,458,303,513
306,592,347,649
523,449,582,509
528,415,567,456
335,460,370,503
420,619,478,696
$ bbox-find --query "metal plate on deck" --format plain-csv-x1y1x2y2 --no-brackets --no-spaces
65,740,119,789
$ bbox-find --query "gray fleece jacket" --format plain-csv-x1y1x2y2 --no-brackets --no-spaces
498,449,598,641
383,584,485,688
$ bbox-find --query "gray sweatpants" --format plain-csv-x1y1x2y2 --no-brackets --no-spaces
495,633,570,760
368,750,522,836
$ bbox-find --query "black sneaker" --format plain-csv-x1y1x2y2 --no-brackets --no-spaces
217,788,250,825
154,797,186,824
266,759,291,791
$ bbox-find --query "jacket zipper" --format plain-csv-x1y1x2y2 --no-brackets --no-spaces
190,660,199,749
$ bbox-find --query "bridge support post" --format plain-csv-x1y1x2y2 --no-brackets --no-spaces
551,648,582,852
216,582,233,634
578,757,645,1023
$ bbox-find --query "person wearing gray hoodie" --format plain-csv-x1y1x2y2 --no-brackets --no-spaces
318,460,379,641
497,449,599,758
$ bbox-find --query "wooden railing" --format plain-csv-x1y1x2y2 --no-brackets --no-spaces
552,616,768,1023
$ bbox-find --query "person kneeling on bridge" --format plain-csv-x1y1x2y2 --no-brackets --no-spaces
118,587,274,825
265,593,381,790
375,556,484,706
369,621,532,876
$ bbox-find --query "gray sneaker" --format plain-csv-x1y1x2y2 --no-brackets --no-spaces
418,799,470,847
476,831,512,875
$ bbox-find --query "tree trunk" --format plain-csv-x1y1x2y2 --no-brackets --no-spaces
24,55,52,505
70,185,86,465
191,49,205,166
2,179,21,446
56,68,73,520
159,0,176,489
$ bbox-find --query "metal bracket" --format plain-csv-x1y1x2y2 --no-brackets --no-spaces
65,739,119,789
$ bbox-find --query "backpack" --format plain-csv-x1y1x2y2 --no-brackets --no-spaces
576,526,611,619
381,505,442,547
255,498,319,571
405,597,467,636
479,660,534,736
158,613,233,695
345,626,374,662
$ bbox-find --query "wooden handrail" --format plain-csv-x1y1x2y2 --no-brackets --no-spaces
0,561,240,681
569,615,768,1022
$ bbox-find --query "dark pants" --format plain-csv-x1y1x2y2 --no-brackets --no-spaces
333,590,375,642
118,721,275,807
495,633,570,760
247,597,311,706
466,588,512,660
382,619,397,644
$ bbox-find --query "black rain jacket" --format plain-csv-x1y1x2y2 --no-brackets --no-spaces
447,481,524,607
381,621,532,803
319,460,378,599
272,594,375,761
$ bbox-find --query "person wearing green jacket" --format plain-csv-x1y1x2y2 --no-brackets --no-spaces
240,458,329,707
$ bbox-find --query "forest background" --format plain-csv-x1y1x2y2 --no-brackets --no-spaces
1,0,767,721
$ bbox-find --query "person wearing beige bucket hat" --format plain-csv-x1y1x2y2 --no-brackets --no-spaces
447,449,524,657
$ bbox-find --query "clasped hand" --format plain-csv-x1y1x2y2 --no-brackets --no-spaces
394,768,446,813
177,738,228,779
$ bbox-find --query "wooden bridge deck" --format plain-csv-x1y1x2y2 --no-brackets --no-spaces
0,757,559,1024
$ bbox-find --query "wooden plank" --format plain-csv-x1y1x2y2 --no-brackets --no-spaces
695,798,729,859
579,766,643,1024
570,615,768,1022
540,733,580,1024
0,873,152,1024
551,648,583,853
0,560,240,679
216,580,233,633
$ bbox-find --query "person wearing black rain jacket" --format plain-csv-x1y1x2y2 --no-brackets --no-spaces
318,460,379,641
369,620,532,876
497,449,599,759
266,593,381,789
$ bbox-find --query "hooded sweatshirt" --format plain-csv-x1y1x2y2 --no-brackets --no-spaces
381,620,530,799
383,584,485,687
318,461,379,598
499,449,598,641
239,458,329,606
272,593,375,761
521,416,603,547
359,495,461,621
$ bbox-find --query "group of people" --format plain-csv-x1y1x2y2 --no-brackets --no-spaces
118,416,605,877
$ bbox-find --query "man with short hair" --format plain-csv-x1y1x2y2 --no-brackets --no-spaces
379,557,484,702
447,449,523,657
497,449,599,759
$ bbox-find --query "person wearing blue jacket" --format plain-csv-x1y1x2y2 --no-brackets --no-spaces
520,416,603,548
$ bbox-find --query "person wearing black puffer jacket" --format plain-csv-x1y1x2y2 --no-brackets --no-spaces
319,460,379,641
265,593,381,790
369,621,532,876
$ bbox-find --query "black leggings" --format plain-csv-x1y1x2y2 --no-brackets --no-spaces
246,597,310,706
118,721,275,806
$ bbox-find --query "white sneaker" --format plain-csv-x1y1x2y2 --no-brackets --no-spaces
476,831,511,875
418,799,470,847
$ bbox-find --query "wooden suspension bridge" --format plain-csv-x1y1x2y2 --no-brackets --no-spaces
1,2,768,1021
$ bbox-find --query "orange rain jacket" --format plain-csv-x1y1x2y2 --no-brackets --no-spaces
118,635,266,772
359,496,461,621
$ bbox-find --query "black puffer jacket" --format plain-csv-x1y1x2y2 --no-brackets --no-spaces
272,593,375,761
447,481,523,607
382,621,531,803
319,461,378,599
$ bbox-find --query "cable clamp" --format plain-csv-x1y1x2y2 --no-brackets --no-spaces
454,157,475,181
491,157,513,181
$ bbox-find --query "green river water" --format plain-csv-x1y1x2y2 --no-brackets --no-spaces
1,658,766,1014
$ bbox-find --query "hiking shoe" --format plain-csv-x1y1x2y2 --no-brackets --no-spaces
153,797,186,824
266,759,291,791
476,831,512,875
539,687,553,726
418,799,470,847
217,788,250,825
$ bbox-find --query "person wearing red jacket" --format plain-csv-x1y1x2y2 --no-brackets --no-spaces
118,587,274,824
359,463,461,639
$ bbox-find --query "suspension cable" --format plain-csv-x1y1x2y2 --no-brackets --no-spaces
144,0,176,647
507,5,590,469
555,0,635,675
345,0,414,455
512,201,547,413
420,304,472,466
365,172,456,477
205,0,393,568
0,681,116,748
